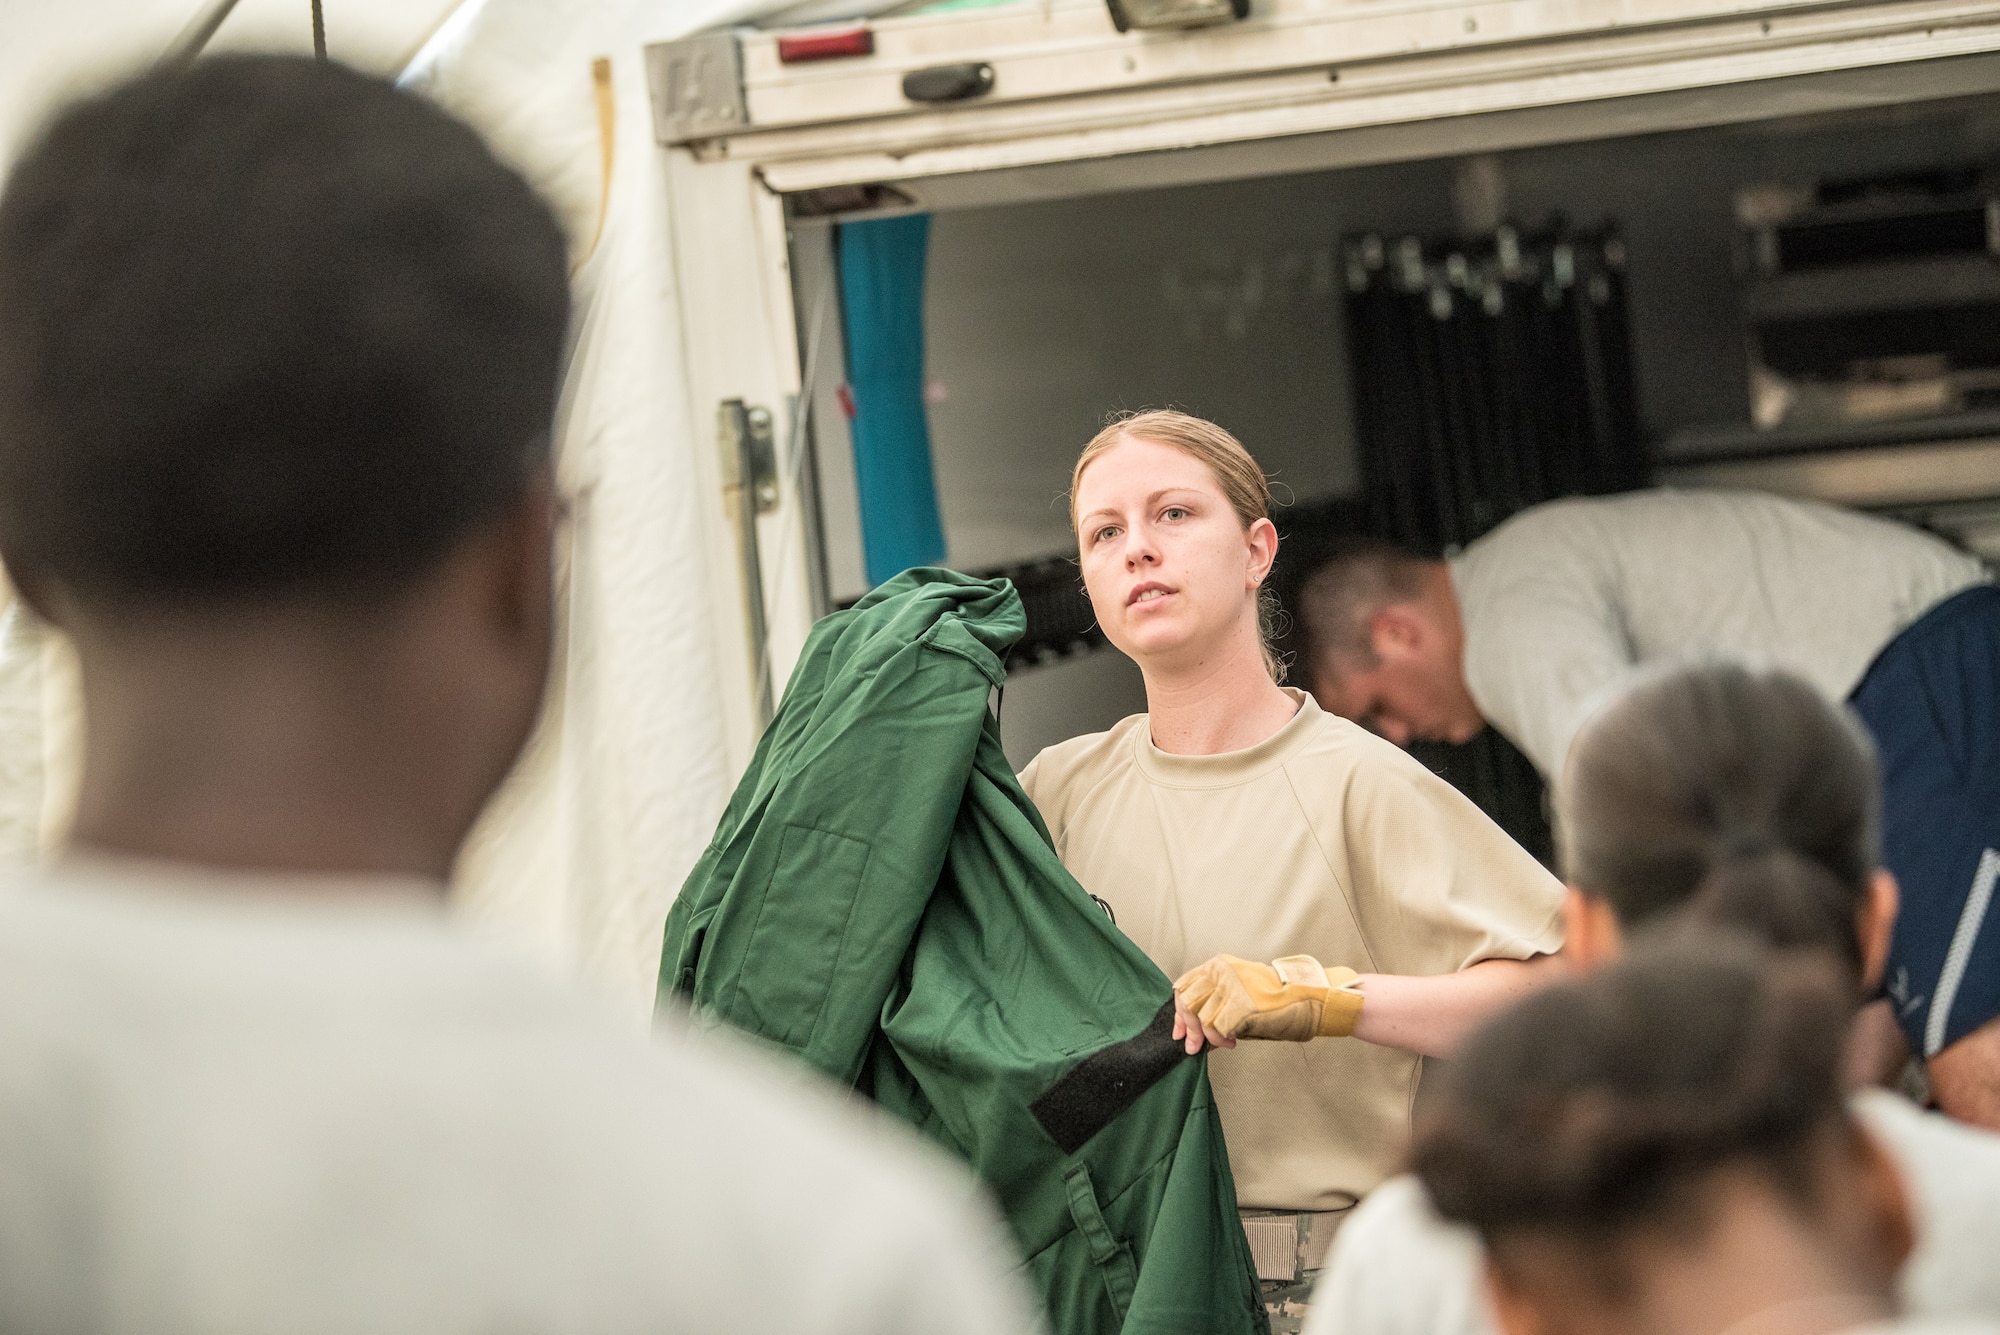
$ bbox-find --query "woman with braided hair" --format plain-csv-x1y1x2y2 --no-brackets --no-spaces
1412,939,1967,1335
1307,662,2000,1335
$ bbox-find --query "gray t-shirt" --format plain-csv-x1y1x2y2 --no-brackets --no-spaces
1450,489,1988,778
0,858,1045,1335
1303,1090,2000,1335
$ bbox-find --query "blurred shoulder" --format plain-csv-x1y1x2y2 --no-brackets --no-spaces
1310,1174,1492,1335
543,1004,1044,1332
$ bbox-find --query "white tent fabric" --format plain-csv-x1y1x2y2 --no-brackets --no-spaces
404,0,912,1012
0,0,467,167
0,0,909,1012
0,7,471,876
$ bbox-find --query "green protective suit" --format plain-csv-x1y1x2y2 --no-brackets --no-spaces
660,568,1268,1335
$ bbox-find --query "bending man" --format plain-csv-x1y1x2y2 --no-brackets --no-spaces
1300,487,1999,1126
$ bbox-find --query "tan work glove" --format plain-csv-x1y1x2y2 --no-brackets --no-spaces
1174,954,1365,1042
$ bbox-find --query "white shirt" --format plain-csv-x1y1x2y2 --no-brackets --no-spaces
1302,1090,2000,1335
0,858,1046,1335
1451,489,1988,778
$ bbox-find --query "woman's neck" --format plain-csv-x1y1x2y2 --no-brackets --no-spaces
1628,1177,1894,1335
1141,643,1299,756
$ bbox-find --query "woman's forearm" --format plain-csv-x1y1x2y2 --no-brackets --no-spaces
1352,953,1565,1058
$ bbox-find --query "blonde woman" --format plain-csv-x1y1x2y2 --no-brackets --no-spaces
1018,411,1564,1289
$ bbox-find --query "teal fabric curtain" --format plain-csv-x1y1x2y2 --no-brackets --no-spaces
837,213,948,585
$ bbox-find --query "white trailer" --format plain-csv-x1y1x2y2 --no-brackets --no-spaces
645,0,2000,764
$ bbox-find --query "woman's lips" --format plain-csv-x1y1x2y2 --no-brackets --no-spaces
1127,582,1175,607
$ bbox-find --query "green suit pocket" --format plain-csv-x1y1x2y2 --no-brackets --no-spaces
735,824,872,1049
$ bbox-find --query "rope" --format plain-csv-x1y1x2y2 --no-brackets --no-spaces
570,58,617,277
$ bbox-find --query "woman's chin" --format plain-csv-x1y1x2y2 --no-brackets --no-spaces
1115,620,1209,667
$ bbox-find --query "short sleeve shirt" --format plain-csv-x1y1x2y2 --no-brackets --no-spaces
1451,488,1988,778
1019,690,1564,1210
0,859,1046,1335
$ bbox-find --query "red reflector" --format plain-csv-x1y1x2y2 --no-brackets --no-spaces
778,27,875,63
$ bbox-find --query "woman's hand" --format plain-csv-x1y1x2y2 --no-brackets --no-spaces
1173,953,1366,1046
1171,987,1238,1055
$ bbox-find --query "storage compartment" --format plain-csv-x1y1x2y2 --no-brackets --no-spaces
795,80,2000,765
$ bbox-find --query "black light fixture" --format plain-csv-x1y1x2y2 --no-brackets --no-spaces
1106,0,1249,34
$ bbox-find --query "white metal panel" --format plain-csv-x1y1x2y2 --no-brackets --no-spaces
901,52,2000,209
1662,439,2000,559
725,0,2000,190
747,164,823,695
1660,438,2000,508
740,0,1921,129
661,150,820,766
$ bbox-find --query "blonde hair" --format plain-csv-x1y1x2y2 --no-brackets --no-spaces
1070,409,1286,681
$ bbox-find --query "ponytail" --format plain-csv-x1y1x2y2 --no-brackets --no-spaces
1681,838,1866,987
1558,662,1880,978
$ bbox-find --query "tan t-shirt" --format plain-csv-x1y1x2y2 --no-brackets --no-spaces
1019,690,1564,1211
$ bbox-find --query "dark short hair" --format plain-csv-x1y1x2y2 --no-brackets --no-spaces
1412,940,1853,1284
0,55,570,607
1292,534,1431,674
1557,662,1881,983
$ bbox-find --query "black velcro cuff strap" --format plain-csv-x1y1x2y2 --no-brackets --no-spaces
1029,1000,1188,1155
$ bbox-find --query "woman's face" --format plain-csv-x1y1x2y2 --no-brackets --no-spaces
1073,435,1275,672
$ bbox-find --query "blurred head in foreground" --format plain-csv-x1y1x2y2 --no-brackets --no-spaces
0,54,569,877
1413,662,1916,1335
1555,660,1898,999
1412,942,1914,1335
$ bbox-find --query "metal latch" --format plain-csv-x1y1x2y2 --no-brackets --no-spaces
645,33,748,145
718,400,778,728
1106,0,1247,32
718,400,780,514
902,62,995,103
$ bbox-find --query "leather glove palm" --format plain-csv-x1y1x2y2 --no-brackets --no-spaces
1174,954,1364,1042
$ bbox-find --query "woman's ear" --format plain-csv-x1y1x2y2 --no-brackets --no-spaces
1562,887,1623,972
1246,516,1279,587
1858,870,1900,992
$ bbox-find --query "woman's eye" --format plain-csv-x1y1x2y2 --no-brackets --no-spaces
1095,526,1119,544
1162,507,1188,521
